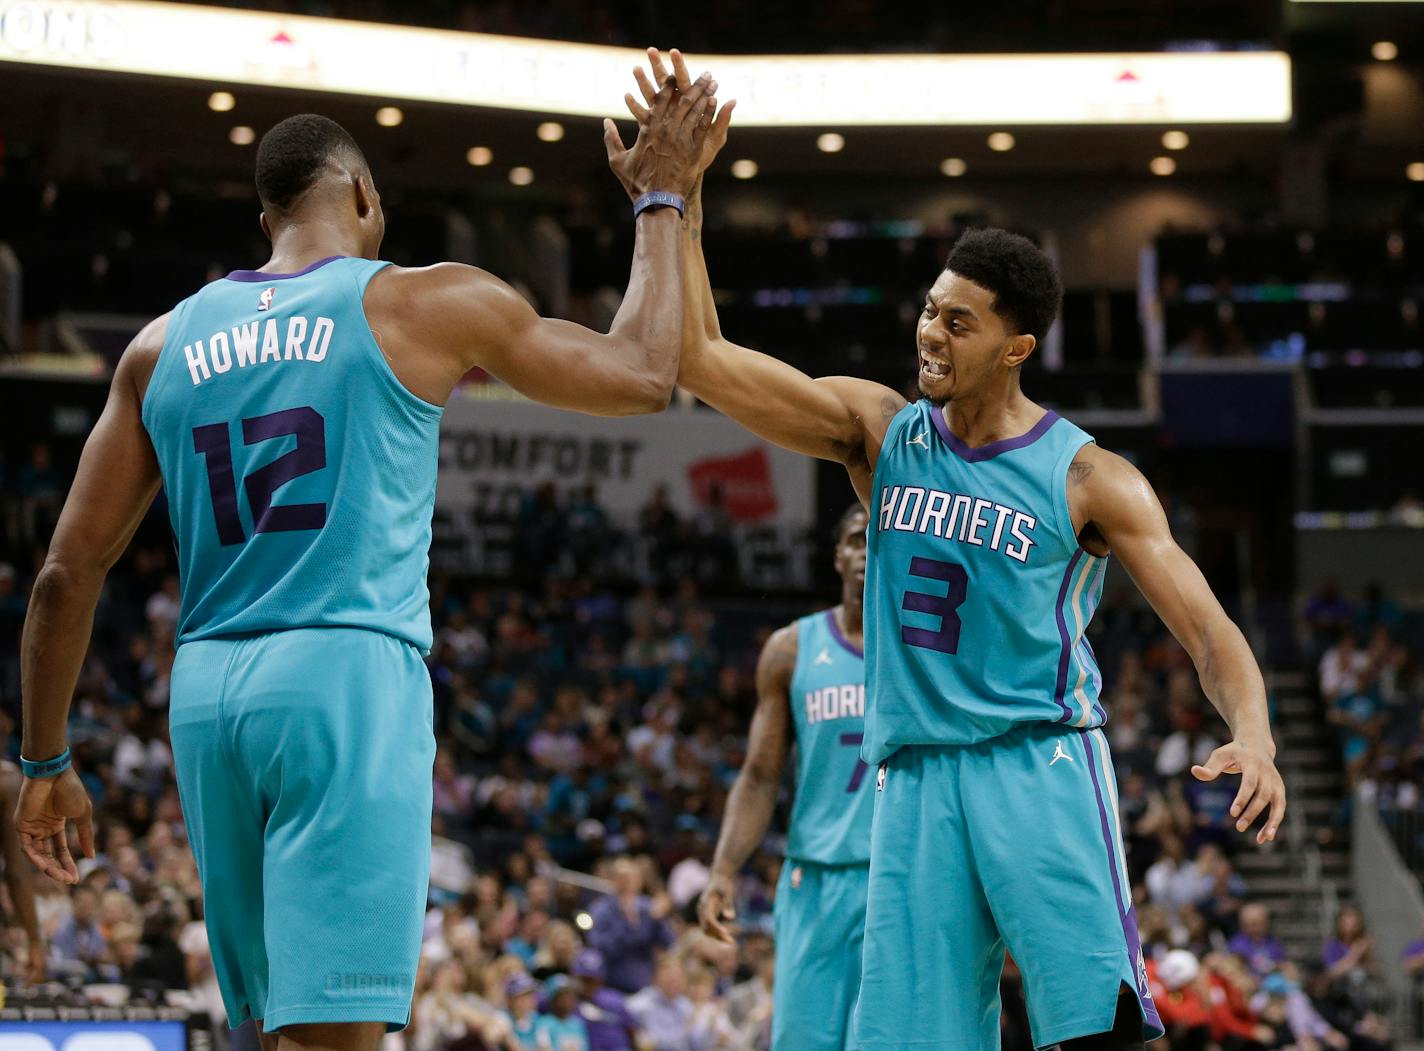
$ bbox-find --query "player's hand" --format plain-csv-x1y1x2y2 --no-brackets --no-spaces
1191,739,1286,845
26,935,46,985
15,768,95,884
603,50,715,199
628,48,737,178
696,872,738,944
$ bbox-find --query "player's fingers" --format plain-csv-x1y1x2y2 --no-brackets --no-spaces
624,92,651,125
52,830,78,883
633,65,658,109
676,73,714,122
19,834,53,878
710,97,737,142
1230,765,1259,820
75,809,96,860
1190,762,1220,782
670,48,694,92
1259,786,1287,844
647,46,672,89
602,120,626,161
1237,778,1271,834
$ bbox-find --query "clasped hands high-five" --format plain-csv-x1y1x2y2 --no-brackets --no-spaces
605,48,737,203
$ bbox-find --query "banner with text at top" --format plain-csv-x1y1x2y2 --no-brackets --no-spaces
0,0,1291,125
436,396,816,528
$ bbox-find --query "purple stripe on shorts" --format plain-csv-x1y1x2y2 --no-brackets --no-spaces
1052,549,1085,722
825,609,864,659
1080,732,1165,1037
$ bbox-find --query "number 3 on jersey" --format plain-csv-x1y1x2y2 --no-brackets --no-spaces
193,406,327,546
901,556,969,654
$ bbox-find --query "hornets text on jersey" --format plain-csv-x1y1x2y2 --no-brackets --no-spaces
786,609,873,865
862,399,1106,764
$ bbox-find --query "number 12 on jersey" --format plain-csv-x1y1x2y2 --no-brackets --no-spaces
901,557,969,655
193,406,328,546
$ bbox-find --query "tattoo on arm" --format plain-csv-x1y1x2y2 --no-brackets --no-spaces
881,395,904,421
1068,461,1095,485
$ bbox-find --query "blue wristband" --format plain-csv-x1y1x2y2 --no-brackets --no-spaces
633,191,686,219
21,748,71,779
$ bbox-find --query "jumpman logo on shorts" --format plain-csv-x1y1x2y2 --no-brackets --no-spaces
906,429,930,450
1050,740,1073,766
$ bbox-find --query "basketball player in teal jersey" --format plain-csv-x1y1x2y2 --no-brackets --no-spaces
698,505,873,1051
612,50,1286,1051
15,78,716,1051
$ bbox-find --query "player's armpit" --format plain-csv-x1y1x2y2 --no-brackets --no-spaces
678,337,905,473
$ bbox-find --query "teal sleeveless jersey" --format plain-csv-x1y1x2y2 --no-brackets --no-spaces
862,400,1107,764
141,256,442,651
786,609,873,866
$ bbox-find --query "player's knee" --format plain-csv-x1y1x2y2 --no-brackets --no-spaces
1057,987,1146,1051
273,1020,385,1051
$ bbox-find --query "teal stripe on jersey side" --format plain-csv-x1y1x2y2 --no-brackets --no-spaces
1064,553,1108,727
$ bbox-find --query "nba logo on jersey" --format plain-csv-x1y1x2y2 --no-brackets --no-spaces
258,287,277,311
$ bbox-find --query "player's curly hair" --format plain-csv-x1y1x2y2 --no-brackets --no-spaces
255,114,368,212
944,228,1063,342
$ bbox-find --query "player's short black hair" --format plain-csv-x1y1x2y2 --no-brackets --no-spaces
944,228,1063,342
255,114,368,211
835,502,868,542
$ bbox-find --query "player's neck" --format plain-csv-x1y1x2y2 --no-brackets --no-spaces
941,382,1041,448
261,218,367,274
834,600,864,644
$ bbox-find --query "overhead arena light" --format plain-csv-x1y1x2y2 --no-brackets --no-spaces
0,1,1293,126
207,90,234,112
939,157,967,177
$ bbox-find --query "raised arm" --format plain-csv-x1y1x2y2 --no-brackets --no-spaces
364,70,715,416
18,318,166,882
697,623,796,943
1072,444,1285,844
610,50,905,496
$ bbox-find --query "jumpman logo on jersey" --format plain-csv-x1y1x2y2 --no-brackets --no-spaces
814,647,833,666
906,428,930,450
1050,740,1074,766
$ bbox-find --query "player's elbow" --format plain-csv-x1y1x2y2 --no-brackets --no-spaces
30,557,97,611
612,372,675,416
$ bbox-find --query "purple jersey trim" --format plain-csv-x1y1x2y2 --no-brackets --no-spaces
1052,548,1086,723
930,405,1061,462
225,255,346,282
824,608,864,659
1081,732,1165,1038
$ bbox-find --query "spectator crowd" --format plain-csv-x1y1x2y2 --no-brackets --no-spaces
0,462,1412,1051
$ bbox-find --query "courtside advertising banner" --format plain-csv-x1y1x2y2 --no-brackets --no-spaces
436,398,816,527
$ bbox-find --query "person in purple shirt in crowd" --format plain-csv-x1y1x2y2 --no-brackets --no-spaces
573,949,643,1051
1228,903,1289,977
586,857,673,993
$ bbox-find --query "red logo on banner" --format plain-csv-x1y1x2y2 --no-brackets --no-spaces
687,447,778,521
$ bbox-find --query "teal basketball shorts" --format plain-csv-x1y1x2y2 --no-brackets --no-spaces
169,627,436,1033
853,724,1164,1050
772,858,870,1051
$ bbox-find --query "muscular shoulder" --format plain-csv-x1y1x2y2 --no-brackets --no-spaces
756,622,800,688
1069,444,1163,549
364,262,526,328
122,312,171,402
